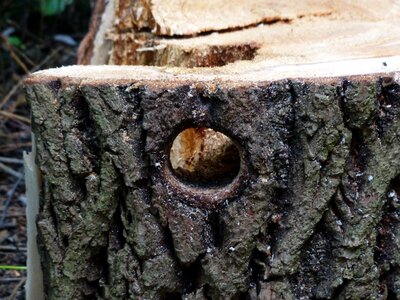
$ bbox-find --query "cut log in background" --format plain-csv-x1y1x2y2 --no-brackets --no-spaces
25,0,400,299
78,0,400,67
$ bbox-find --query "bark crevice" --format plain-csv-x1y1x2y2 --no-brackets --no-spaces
26,75,400,299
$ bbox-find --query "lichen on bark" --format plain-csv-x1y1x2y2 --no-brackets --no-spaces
26,75,400,299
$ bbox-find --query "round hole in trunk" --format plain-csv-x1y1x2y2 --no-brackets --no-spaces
169,127,241,187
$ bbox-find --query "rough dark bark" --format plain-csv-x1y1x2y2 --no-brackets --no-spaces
25,68,400,299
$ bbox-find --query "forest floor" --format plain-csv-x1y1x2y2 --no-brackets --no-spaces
0,2,91,298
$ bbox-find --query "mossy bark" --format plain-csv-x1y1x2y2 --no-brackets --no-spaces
26,75,400,299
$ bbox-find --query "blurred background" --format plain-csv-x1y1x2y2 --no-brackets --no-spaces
0,1,92,298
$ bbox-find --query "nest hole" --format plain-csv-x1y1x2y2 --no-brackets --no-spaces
169,127,241,186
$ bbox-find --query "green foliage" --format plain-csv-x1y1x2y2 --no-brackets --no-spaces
0,265,27,270
7,36,26,50
40,0,74,16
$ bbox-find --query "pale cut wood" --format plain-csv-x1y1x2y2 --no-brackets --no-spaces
76,0,107,65
114,0,399,36
24,135,44,300
79,0,400,67
120,0,334,36
170,128,239,183
111,17,400,67
29,56,400,84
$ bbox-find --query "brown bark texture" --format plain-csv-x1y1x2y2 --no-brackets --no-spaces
25,69,400,299
33,0,400,299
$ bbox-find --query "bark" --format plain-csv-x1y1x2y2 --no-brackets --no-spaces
31,0,400,298
25,66,400,299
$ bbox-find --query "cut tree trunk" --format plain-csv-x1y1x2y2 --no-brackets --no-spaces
78,0,400,67
27,1,400,299
26,60,400,299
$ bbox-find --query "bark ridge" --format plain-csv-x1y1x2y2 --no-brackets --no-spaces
25,73,400,299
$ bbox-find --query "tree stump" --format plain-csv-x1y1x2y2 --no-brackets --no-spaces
26,1,400,299
78,0,400,68
25,60,400,299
